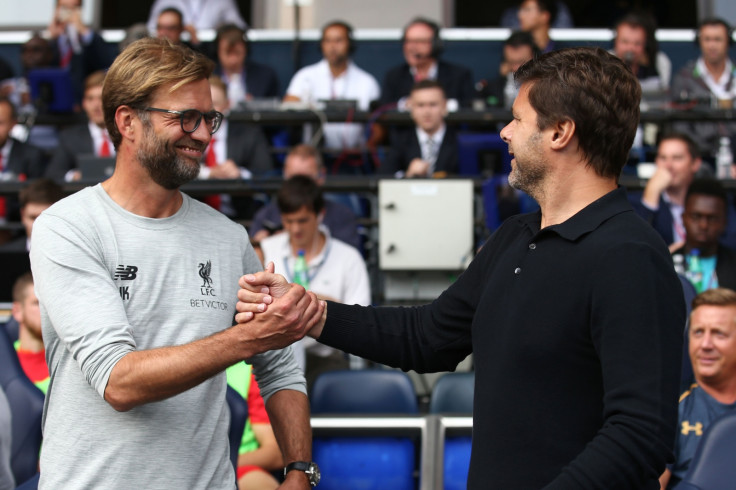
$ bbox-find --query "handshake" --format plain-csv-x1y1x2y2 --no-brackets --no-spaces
233,262,327,355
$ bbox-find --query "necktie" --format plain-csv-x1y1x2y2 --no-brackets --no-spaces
204,138,221,210
99,133,111,157
426,137,438,163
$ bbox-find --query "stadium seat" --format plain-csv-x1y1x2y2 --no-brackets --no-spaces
310,370,418,490
430,372,474,489
0,327,44,485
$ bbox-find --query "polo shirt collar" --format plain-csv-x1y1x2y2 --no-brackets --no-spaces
517,187,631,241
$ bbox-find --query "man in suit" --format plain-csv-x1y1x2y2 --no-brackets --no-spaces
379,17,474,109
199,75,273,218
154,7,201,51
0,97,46,182
518,0,557,53
45,70,114,182
0,178,64,253
46,0,112,105
382,80,457,177
215,24,280,108
476,31,539,108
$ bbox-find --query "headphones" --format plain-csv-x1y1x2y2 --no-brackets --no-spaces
402,17,444,58
694,18,734,47
321,20,356,55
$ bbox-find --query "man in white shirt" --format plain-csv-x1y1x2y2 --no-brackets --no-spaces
45,70,115,182
671,18,736,162
260,175,370,388
284,21,380,150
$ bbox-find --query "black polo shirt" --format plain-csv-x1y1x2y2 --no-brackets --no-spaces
323,186,684,489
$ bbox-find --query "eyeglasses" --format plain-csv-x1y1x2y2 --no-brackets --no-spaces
143,107,223,134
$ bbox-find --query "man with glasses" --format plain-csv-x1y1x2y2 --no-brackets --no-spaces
379,17,474,109
30,38,320,489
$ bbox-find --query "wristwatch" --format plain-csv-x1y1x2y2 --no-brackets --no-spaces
284,461,321,487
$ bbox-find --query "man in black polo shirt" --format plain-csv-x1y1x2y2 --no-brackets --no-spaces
237,47,684,489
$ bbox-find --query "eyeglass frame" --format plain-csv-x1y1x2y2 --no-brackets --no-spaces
142,107,224,135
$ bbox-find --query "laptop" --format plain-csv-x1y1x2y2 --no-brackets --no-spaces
77,155,116,182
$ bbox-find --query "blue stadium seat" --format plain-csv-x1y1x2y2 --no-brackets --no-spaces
311,370,418,490
456,131,512,176
673,411,736,490
0,327,44,485
430,372,474,489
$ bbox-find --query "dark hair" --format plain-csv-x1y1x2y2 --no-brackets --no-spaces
614,12,659,69
158,7,183,26
402,17,443,58
19,178,64,208
215,24,247,49
277,175,325,215
504,31,541,57
697,17,733,46
524,0,558,25
321,20,354,54
0,96,17,120
658,131,700,160
514,47,641,178
410,79,446,97
686,178,728,209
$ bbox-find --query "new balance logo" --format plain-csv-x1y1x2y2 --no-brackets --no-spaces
115,265,138,280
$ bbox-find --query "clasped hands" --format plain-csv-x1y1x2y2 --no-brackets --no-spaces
234,262,326,353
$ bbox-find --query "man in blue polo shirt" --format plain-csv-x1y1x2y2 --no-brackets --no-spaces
660,288,736,488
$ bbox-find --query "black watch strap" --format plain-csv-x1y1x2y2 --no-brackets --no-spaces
285,461,311,474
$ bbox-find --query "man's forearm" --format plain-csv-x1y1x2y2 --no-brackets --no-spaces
104,326,246,411
266,389,312,487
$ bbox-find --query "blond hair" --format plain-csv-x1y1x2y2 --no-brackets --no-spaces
102,37,214,148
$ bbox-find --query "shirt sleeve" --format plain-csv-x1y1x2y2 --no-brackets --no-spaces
30,212,135,399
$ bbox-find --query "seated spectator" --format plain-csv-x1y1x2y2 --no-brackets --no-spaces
45,70,114,182
11,272,48,394
147,0,247,34
0,178,64,253
382,80,458,178
249,144,360,250
671,18,736,163
47,0,112,105
0,386,13,490
476,31,539,108
501,0,574,29
0,97,46,184
379,17,474,109
630,132,703,248
517,0,557,53
284,20,379,151
673,179,736,293
611,12,671,93
659,287,736,489
200,75,273,217
154,7,201,51
260,175,370,387
225,364,283,490
214,24,280,107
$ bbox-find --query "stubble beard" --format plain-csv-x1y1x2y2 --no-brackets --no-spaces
137,122,202,190
508,131,546,200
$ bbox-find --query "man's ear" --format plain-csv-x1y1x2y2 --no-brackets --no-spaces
549,119,576,151
115,105,138,143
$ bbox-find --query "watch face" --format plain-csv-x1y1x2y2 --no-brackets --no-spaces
308,462,321,486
